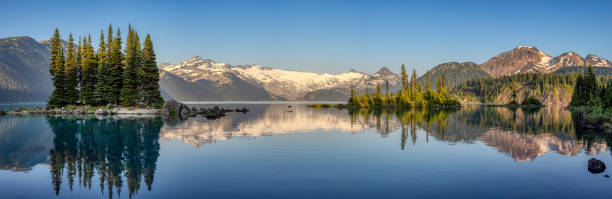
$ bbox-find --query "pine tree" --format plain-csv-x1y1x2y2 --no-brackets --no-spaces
410,69,418,98
48,29,66,107
425,69,431,91
80,34,97,104
108,28,124,104
64,34,79,104
141,34,164,108
401,64,407,90
349,84,356,104
93,30,109,105
120,26,139,105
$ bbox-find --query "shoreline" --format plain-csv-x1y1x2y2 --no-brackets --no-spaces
5,106,161,116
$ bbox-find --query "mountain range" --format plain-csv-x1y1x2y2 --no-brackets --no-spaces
1,35,612,102
0,36,54,103
159,56,400,101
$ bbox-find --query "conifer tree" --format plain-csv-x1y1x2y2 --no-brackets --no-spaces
108,28,124,104
121,26,140,105
425,69,431,91
401,64,408,90
410,69,418,98
64,34,79,104
349,84,356,104
141,34,164,107
80,35,97,104
48,29,66,107
93,30,108,105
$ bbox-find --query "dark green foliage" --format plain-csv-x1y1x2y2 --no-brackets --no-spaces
48,29,66,107
349,66,459,109
64,34,79,104
571,66,600,107
507,100,519,105
401,64,407,89
521,97,541,106
80,35,97,104
92,30,109,105
120,26,139,105
47,25,164,108
141,34,165,108
108,28,124,104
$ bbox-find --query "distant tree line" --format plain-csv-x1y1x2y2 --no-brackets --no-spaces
348,64,459,108
48,25,164,108
453,73,577,103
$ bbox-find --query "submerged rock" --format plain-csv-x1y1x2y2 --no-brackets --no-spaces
588,158,606,173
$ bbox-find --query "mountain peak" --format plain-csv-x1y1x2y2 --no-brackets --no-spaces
585,54,612,67
375,67,395,76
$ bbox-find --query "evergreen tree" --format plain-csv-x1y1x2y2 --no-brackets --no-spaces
401,64,407,90
120,26,139,105
93,30,109,105
410,69,418,98
80,35,97,104
141,34,164,107
108,28,124,104
48,29,66,107
349,84,356,104
64,34,79,104
436,73,446,95
425,69,431,91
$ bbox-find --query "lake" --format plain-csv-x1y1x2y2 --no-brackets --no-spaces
1,104,611,198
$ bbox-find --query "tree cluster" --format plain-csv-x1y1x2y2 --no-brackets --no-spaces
48,25,164,108
348,65,459,109
570,66,612,108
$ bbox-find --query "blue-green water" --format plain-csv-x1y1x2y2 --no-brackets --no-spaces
1,104,611,198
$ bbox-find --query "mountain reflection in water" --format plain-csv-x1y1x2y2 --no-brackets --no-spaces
163,105,612,162
1,104,612,198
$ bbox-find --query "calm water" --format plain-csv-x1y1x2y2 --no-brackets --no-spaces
1,104,611,198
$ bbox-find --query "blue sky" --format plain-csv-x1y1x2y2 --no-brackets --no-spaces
2,0,611,74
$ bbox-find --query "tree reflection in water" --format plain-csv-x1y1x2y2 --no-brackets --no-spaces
350,106,612,161
47,117,162,199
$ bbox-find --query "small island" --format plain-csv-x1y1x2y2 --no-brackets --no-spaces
309,65,460,110
8,25,165,116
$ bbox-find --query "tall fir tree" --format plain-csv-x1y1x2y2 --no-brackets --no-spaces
80,35,98,104
64,34,79,104
93,30,109,105
425,69,431,91
141,34,165,107
48,29,66,107
401,64,407,90
108,28,124,104
120,25,139,105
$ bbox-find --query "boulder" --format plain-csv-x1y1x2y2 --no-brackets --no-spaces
588,158,606,173
162,100,190,117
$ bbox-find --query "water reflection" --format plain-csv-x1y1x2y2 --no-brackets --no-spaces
0,116,53,171
1,104,612,198
350,106,612,161
47,117,162,199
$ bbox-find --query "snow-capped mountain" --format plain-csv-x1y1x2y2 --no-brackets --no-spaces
480,46,612,77
159,56,400,101
585,54,612,67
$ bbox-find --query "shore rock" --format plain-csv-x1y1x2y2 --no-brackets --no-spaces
588,158,606,173
162,100,190,117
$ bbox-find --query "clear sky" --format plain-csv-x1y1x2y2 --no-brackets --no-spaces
2,0,611,74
